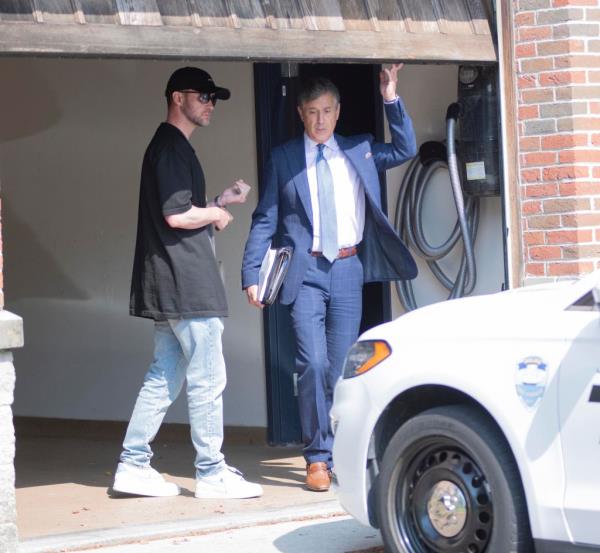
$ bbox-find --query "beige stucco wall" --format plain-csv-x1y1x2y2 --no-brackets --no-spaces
0,58,266,426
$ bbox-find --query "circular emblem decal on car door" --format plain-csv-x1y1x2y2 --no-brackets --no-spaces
515,356,548,408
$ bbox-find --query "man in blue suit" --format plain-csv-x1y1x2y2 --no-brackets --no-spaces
242,64,417,491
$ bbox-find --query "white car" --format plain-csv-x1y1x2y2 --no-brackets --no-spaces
331,271,600,553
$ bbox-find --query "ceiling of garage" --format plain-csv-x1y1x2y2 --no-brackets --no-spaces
0,0,497,63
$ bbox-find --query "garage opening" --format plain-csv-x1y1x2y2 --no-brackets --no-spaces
0,0,501,545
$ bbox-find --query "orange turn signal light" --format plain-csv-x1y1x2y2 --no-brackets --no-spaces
355,341,391,375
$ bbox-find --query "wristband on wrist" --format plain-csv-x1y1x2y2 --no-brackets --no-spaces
214,194,223,208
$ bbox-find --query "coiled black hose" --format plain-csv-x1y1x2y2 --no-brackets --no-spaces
394,103,480,311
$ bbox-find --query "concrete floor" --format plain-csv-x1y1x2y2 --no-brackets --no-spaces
15,433,337,543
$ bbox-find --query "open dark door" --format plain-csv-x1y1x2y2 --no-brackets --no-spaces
254,63,390,445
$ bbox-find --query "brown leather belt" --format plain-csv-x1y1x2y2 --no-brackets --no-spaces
311,245,358,259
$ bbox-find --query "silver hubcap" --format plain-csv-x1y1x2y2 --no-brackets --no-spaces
426,480,468,538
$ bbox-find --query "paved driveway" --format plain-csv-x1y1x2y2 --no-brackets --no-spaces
60,515,384,553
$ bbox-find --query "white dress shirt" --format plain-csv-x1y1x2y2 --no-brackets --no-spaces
304,134,365,252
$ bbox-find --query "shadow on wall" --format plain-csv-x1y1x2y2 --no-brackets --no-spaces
0,62,62,143
3,201,89,301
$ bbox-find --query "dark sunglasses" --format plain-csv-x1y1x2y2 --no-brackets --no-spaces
180,90,218,106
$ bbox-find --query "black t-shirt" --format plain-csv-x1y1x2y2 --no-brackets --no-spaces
130,122,228,320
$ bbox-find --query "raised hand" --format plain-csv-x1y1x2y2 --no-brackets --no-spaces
379,63,404,102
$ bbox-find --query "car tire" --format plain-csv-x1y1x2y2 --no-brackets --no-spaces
376,405,533,553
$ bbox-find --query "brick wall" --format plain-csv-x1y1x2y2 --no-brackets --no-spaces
514,0,600,283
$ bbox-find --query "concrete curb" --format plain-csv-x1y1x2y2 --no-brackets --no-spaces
18,500,346,553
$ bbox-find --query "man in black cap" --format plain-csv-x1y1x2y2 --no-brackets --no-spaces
112,67,262,500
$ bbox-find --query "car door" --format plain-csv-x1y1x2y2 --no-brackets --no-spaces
558,287,600,545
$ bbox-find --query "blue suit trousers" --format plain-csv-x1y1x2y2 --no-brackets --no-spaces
289,254,363,467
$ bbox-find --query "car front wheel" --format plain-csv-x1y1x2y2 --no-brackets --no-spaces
376,405,533,553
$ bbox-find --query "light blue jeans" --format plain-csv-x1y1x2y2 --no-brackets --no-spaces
120,317,226,478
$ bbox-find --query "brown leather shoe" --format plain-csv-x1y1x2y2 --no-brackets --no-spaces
306,462,331,491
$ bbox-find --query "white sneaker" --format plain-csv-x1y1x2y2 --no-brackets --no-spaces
112,462,180,497
195,465,263,499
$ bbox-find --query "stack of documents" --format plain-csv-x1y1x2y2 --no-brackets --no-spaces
258,246,293,305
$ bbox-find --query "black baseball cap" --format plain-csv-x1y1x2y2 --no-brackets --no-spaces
165,67,231,100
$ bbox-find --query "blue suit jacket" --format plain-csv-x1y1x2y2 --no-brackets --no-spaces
242,98,418,305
